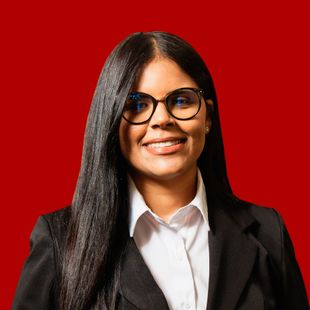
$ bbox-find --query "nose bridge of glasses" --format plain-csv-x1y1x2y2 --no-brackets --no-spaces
149,92,167,110
154,94,167,104
150,96,173,122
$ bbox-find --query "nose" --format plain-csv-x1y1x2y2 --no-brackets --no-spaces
149,102,175,128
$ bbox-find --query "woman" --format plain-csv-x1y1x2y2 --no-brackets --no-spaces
13,31,308,310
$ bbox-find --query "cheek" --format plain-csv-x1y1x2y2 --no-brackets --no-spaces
187,111,207,146
178,120,205,158
118,121,146,160
185,118,207,159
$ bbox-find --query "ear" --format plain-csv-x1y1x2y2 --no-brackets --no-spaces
206,99,214,113
205,117,212,128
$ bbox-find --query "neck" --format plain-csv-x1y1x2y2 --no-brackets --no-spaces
130,168,198,222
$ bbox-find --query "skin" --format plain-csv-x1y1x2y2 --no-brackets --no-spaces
119,56,211,221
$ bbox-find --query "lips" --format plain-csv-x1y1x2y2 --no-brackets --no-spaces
143,137,186,146
142,137,187,155
145,139,183,149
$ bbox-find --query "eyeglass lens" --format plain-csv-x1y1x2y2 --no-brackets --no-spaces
123,88,201,124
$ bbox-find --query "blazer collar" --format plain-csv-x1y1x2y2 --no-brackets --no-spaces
120,198,258,310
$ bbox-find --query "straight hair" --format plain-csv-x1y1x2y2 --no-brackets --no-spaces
59,31,237,309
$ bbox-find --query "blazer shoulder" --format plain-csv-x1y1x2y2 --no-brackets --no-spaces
234,203,284,262
40,206,72,263
43,206,71,226
224,200,282,238
244,204,309,308
246,204,284,236
244,204,283,238
246,203,281,226
13,207,72,310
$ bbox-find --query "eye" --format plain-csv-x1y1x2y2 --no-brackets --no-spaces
125,94,150,113
169,93,195,108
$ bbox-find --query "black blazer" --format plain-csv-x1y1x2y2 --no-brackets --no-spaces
13,200,309,310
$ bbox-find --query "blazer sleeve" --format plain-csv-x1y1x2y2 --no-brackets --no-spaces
12,216,57,310
273,209,309,309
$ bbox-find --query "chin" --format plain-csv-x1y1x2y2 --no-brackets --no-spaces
142,161,196,181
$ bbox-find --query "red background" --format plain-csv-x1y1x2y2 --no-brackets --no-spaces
1,0,309,308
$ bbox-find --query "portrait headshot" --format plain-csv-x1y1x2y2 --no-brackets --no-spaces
2,0,309,309
11,31,309,309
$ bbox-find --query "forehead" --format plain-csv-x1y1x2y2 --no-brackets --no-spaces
134,57,198,98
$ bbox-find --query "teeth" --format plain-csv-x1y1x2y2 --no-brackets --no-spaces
146,140,182,148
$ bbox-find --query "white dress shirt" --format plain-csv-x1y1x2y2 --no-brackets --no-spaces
128,170,210,310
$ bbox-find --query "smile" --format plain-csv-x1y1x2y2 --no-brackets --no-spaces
145,139,184,149
143,138,187,155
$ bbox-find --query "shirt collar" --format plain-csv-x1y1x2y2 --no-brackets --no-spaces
128,169,209,237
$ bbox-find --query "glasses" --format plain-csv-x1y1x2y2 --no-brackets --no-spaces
122,87,204,125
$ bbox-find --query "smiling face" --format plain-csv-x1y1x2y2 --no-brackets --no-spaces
119,57,210,183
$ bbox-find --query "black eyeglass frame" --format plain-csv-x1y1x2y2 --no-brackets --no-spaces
122,87,205,125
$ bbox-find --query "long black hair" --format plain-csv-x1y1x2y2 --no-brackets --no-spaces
60,31,236,309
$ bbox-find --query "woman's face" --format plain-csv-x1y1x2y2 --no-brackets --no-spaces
119,57,210,182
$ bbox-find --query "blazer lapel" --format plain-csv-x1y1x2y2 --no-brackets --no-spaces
207,200,258,310
120,238,169,310
120,200,258,310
